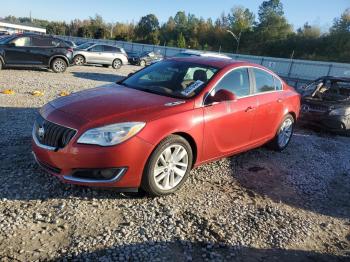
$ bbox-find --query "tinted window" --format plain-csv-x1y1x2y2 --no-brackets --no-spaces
89,45,103,52
214,68,250,97
31,36,53,46
11,37,31,47
103,45,117,52
254,68,275,93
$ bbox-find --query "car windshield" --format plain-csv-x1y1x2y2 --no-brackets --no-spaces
77,42,94,49
120,60,219,99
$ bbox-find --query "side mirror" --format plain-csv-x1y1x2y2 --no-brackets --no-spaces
206,89,236,104
7,42,15,47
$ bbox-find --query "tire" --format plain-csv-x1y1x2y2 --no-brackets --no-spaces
73,55,85,65
112,59,122,69
51,58,67,73
269,114,295,151
139,60,146,67
141,135,193,196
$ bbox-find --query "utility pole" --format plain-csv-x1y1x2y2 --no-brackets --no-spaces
226,29,241,54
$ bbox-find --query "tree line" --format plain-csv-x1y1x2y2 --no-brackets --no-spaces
2,0,350,63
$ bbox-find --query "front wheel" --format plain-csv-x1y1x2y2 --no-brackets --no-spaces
112,59,122,69
51,58,67,73
141,135,193,196
269,114,295,151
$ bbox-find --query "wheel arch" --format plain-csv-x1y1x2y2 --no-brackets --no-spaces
172,132,198,168
49,55,69,67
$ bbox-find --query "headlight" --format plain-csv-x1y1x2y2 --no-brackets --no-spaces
329,108,350,116
77,122,145,146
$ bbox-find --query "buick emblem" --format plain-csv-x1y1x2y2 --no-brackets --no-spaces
38,126,45,140
301,104,310,113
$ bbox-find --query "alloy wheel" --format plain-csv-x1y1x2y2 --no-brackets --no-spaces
113,59,122,69
53,59,66,73
278,118,293,148
74,56,84,65
153,144,189,191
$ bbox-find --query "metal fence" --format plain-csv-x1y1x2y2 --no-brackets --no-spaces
59,35,350,88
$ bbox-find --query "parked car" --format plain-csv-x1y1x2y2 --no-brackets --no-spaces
73,43,128,69
299,76,350,134
173,50,232,59
60,39,77,48
32,57,300,196
128,51,163,66
0,33,73,73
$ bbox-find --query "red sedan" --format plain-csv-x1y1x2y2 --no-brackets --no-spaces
32,57,300,196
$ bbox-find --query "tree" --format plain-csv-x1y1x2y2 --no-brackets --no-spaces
256,0,293,42
135,14,160,44
228,6,255,33
331,8,350,33
177,32,186,48
297,23,321,38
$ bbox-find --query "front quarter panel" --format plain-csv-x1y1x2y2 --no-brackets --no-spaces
136,107,204,166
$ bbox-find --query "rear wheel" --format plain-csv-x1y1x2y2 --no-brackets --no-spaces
112,59,122,69
269,114,295,151
73,55,85,65
51,58,67,73
141,135,193,196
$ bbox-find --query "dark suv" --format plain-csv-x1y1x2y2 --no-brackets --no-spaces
0,33,73,73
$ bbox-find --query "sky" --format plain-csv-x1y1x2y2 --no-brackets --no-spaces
1,0,349,31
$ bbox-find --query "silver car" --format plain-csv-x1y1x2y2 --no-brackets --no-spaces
73,43,128,69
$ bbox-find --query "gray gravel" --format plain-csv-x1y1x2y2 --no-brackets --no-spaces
0,65,349,261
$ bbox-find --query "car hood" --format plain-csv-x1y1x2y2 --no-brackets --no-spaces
44,84,191,129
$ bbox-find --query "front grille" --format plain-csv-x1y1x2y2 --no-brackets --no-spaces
305,103,329,113
34,115,76,149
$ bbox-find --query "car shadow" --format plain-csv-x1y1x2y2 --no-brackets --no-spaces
72,71,126,82
0,107,349,220
54,240,348,261
228,128,350,219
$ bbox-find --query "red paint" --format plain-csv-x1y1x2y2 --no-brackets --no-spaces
32,58,300,189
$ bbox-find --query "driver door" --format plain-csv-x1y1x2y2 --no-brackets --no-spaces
202,68,258,161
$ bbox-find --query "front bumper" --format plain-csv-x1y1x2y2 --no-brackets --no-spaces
32,134,154,189
299,112,350,132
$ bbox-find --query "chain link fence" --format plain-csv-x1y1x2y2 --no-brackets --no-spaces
59,35,350,88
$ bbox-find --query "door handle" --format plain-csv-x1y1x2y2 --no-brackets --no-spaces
245,106,256,112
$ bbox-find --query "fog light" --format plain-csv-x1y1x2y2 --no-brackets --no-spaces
72,168,126,181
99,169,117,179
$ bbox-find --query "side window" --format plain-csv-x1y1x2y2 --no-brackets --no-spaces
214,68,250,97
103,45,115,52
274,77,283,90
31,36,53,47
253,68,275,93
11,37,31,47
90,45,103,52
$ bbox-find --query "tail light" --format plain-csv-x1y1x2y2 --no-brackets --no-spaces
67,48,73,52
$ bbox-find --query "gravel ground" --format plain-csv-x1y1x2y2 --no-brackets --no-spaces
0,65,349,261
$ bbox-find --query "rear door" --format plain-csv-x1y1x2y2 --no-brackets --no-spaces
102,45,117,63
250,68,284,142
29,36,55,65
203,67,258,160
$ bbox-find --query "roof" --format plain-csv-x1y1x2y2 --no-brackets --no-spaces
168,56,254,69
